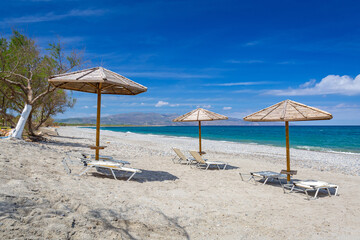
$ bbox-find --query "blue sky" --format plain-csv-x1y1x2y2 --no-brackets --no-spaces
1,0,360,125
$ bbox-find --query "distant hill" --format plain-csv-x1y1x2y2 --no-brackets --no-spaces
56,112,281,126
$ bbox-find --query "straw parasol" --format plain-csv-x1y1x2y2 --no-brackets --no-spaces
173,108,228,154
243,99,332,181
48,67,147,159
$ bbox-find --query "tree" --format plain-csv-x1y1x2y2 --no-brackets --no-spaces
0,30,82,137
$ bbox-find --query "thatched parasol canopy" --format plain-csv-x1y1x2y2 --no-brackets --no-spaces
49,67,147,95
243,100,332,182
243,100,332,122
173,108,228,154
173,108,228,122
48,67,147,160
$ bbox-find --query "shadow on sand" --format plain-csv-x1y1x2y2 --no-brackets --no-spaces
50,135,87,140
191,164,239,171
91,169,179,183
88,206,190,239
41,140,90,149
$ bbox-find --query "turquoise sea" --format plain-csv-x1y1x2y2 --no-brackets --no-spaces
88,126,360,154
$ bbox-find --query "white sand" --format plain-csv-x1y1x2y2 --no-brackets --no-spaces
0,126,359,239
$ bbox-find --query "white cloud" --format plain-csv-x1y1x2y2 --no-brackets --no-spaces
206,81,274,86
300,79,316,88
197,104,211,109
267,74,360,96
226,60,264,64
83,106,89,109
233,89,262,93
154,101,180,107
277,61,296,65
228,111,253,119
223,107,232,110
1,9,107,25
155,101,169,107
93,104,106,108
243,41,259,46
125,72,214,79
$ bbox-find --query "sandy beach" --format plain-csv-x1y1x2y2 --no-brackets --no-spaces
1,126,359,239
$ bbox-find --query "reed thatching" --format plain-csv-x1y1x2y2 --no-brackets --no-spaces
243,100,332,122
173,108,228,122
49,67,147,95
48,67,147,160
243,99,333,182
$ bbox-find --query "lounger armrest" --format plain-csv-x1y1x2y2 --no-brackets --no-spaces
121,167,142,173
280,170,297,175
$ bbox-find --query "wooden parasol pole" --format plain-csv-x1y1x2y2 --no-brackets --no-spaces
285,121,291,182
95,83,102,160
198,121,202,154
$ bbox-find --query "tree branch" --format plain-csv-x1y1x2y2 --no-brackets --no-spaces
0,77,27,99
31,85,57,104
0,75,28,94
1,71,30,83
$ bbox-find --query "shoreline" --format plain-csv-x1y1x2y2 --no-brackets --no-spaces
82,125,360,155
63,126,359,176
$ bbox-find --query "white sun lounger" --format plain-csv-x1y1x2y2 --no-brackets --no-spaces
81,153,114,160
81,153,130,166
172,148,195,164
241,171,288,185
79,161,141,181
189,151,227,170
289,180,339,200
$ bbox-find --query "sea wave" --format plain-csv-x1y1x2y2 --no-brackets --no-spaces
296,145,360,155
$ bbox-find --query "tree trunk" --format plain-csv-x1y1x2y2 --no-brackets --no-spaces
11,104,32,139
27,110,35,136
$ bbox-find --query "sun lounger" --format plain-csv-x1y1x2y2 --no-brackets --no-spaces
81,153,130,166
189,151,227,170
240,171,288,185
172,148,195,164
289,180,339,199
81,153,113,160
79,160,141,181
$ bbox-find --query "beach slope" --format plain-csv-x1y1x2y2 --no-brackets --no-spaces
0,126,359,239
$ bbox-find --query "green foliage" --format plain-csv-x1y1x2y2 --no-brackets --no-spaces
0,30,83,135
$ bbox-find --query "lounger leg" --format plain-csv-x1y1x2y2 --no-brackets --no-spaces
62,158,71,174
127,172,137,181
216,164,221,170
263,177,269,185
223,164,227,170
314,188,321,199
109,169,118,180
335,186,339,196
289,185,295,193
305,189,311,200
205,164,210,170
79,166,92,176
239,173,244,181
326,188,331,197
172,156,179,164
248,175,256,183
